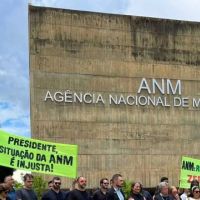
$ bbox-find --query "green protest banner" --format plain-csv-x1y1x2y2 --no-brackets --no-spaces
0,130,78,178
180,156,200,188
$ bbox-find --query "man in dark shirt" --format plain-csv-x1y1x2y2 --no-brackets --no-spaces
4,175,16,200
93,178,109,200
16,173,38,200
48,181,53,190
154,182,172,200
66,176,90,200
42,177,65,200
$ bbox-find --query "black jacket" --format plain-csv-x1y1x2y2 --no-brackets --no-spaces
107,187,125,200
154,194,173,200
42,189,65,200
93,189,108,200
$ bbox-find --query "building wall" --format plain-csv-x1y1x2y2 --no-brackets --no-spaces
29,5,200,187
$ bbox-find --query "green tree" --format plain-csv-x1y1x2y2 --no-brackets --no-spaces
122,180,132,200
14,181,23,190
33,175,47,200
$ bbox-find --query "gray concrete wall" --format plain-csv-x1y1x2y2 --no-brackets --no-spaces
29,5,200,188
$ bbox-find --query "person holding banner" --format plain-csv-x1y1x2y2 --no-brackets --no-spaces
16,174,37,200
187,186,200,200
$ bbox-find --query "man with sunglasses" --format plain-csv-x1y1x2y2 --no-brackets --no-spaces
42,177,65,200
93,178,109,200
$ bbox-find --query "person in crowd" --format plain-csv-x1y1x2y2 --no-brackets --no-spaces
42,177,65,200
4,176,15,200
187,186,200,200
177,188,183,197
48,181,53,189
93,178,109,200
180,189,189,200
169,186,180,200
160,178,169,184
141,183,152,200
64,178,78,200
110,179,113,188
66,176,90,200
154,177,169,199
190,181,200,192
0,183,10,200
128,182,145,200
16,173,37,200
154,182,172,200
70,178,78,191
188,181,200,198
107,174,125,200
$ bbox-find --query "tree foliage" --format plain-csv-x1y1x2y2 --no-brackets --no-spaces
33,175,47,200
14,181,23,189
122,180,132,200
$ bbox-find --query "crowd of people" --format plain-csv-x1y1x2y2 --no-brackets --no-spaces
0,173,199,200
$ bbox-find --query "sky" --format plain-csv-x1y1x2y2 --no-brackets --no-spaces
0,0,200,138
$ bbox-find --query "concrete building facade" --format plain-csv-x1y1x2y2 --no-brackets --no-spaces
29,5,200,187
